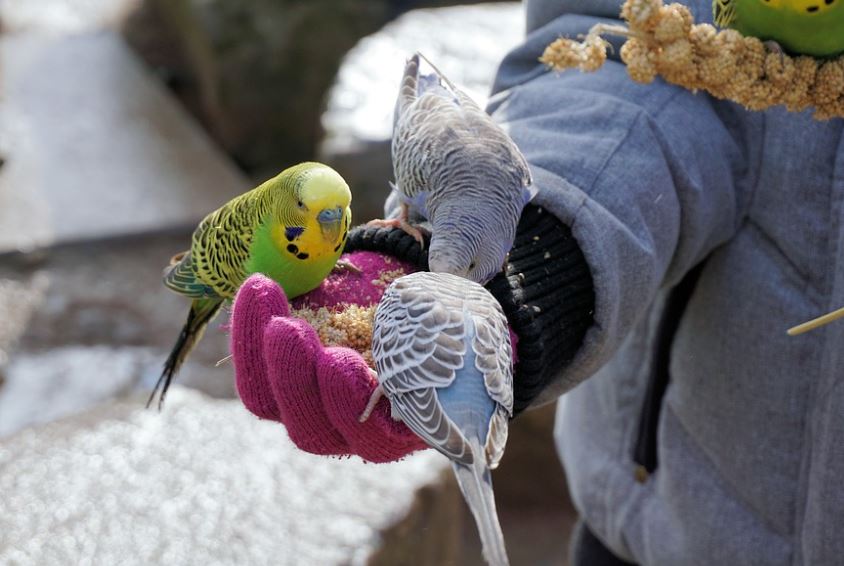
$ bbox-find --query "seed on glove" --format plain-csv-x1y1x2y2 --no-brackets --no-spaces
371,268,410,288
290,304,377,368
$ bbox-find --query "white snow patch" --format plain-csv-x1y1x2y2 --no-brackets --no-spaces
0,345,157,437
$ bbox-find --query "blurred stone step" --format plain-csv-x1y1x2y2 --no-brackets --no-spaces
0,345,155,437
0,388,458,565
0,31,250,254
0,228,241,435
318,2,524,221
0,275,47,367
0,0,138,34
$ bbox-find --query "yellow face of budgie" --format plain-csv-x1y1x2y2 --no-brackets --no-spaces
273,165,352,261
780,0,840,14
297,166,352,219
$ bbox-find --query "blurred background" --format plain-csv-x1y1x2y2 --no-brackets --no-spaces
0,0,577,563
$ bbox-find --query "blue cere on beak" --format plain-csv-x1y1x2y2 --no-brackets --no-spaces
318,207,343,224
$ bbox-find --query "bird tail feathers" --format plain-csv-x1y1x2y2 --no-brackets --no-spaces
394,53,421,126
395,52,461,121
149,298,223,409
416,51,460,94
453,459,510,566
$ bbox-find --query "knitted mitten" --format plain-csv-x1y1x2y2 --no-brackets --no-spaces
230,252,427,463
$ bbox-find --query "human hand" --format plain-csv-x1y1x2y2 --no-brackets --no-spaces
229,251,428,463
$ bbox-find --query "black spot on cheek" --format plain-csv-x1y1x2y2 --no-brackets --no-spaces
296,252,309,260
287,244,299,254
807,5,819,11
285,226,304,241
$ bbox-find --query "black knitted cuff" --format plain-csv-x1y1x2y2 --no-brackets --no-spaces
344,224,430,270
487,205,594,413
344,205,595,415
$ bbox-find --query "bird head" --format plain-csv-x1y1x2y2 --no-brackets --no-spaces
292,164,352,246
427,203,517,285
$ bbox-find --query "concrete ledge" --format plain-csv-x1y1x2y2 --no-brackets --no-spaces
0,32,249,253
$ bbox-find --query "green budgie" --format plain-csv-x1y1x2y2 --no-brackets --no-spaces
714,0,844,57
154,162,352,408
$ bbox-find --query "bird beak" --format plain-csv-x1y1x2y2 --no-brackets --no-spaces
318,207,344,242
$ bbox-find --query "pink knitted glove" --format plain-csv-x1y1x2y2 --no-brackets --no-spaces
230,251,428,463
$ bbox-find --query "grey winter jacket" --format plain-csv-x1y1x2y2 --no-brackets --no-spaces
488,1,844,564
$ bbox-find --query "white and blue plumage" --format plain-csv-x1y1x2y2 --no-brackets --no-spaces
362,271,514,566
375,52,535,285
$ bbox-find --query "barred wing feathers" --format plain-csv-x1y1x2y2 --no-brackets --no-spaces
372,272,514,467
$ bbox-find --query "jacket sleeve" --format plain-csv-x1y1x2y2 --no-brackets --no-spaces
487,0,758,405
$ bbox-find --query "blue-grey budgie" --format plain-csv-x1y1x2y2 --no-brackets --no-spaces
360,271,514,566
370,52,536,285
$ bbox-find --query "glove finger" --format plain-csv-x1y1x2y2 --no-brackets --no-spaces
263,317,349,455
231,274,290,420
317,348,427,463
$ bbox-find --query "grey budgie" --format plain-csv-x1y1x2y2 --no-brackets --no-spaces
372,52,535,284
360,271,514,566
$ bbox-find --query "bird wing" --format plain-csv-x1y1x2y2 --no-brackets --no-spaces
162,250,221,299
469,294,514,414
467,287,514,469
373,273,474,463
373,275,467,393
190,192,264,298
373,273,515,467
713,0,737,27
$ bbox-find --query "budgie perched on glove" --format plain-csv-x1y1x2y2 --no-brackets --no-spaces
155,162,352,408
371,52,535,285
713,0,844,57
362,271,514,566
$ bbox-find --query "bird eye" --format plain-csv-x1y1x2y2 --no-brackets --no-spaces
469,262,476,271
297,200,304,208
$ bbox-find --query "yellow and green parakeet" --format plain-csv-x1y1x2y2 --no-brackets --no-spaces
714,0,844,57
153,162,352,407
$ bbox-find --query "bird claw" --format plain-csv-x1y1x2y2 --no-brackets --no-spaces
169,251,187,266
764,40,786,66
359,379,383,423
333,258,362,274
366,218,426,251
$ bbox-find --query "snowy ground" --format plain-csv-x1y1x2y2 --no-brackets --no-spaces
0,389,453,566
0,233,238,439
